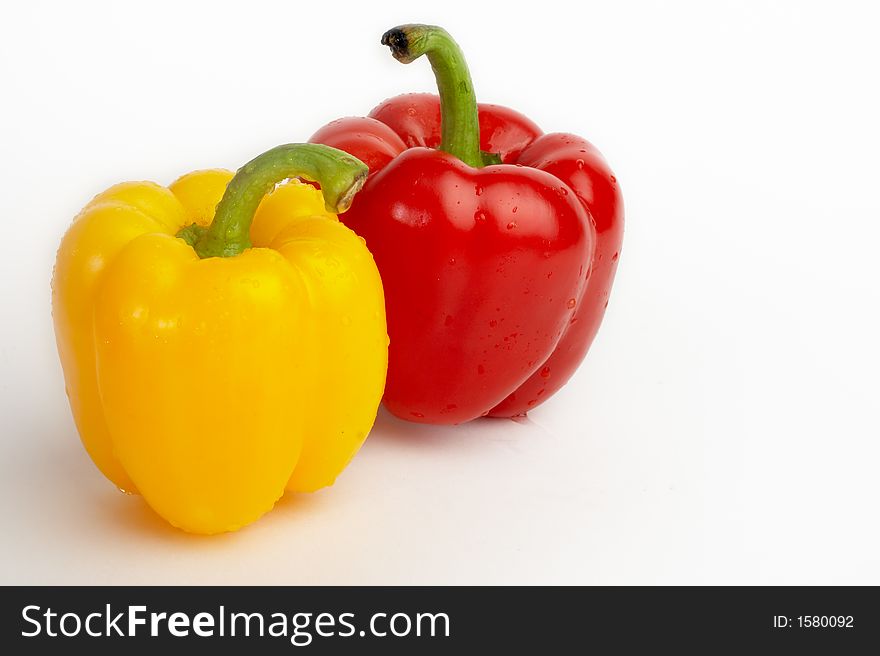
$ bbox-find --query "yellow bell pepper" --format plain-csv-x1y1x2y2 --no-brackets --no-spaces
52,144,388,534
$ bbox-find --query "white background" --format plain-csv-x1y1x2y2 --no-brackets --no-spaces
1,0,878,585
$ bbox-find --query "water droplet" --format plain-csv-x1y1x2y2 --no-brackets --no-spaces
567,298,576,309
543,251,552,259
610,175,617,184
576,159,585,170
475,185,483,196
406,107,417,116
506,221,516,230
474,210,486,222
612,251,619,262
559,187,568,195
410,411,424,418
512,206,518,213
448,257,456,265
540,366,551,378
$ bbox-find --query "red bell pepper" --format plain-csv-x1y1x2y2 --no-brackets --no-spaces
311,24,624,424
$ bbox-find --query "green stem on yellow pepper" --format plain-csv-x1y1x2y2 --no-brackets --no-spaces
381,24,490,168
179,143,368,259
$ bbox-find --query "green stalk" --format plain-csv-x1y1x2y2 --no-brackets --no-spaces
178,143,368,259
381,24,486,168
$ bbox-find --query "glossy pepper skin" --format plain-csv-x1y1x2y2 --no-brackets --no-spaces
311,25,623,423
52,144,388,534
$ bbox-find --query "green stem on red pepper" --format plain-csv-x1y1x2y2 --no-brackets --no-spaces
381,24,492,168
178,143,368,259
